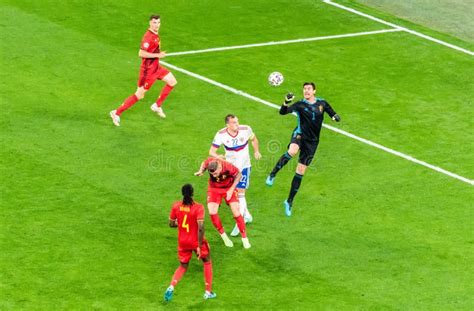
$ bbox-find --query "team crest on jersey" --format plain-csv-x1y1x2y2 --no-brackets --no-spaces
239,137,245,143
319,105,324,112
143,42,150,48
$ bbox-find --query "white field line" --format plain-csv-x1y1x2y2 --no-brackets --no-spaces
161,60,474,186
323,0,474,56
166,28,402,57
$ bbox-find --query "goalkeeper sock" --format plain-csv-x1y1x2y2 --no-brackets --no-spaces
270,152,292,177
288,173,304,204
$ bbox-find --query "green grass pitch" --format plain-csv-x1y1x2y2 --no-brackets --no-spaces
1,0,473,309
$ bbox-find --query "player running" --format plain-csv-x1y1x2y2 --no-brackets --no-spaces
266,82,341,216
110,14,177,126
164,184,216,302
209,114,261,237
194,158,251,249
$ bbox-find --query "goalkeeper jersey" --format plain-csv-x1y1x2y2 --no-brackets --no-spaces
280,98,338,141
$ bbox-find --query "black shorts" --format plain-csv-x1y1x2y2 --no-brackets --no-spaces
288,134,319,166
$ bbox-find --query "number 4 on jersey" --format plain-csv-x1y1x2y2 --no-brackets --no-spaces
182,214,189,233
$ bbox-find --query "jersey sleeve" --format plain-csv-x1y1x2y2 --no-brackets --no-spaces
212,132,222,148
140,34,154,52
246,126,255,140
169,203,178,220
196,204,205,221
280,102,299,115
322,100,337,118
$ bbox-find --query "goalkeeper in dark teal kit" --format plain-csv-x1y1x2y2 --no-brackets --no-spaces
266,82,341,216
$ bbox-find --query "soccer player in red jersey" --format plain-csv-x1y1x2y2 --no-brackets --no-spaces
164,184,216,302
194,158,251,249
110,14,177,126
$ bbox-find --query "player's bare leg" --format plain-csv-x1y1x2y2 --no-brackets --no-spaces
164,262,188,302
207,202,233,247
284,163,308,217
151,72,177,118
231,188,252,236
111,87,147,126
201,255,216,299
229,202,251,249
266,143,300,186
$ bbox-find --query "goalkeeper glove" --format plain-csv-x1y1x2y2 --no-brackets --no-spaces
284,92,295,104
332,114,341,122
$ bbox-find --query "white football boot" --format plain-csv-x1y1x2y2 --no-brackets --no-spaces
109,110,120,126
242,237,251,249
220,232,233,247
150,103,166,118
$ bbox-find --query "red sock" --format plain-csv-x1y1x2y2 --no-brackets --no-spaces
116,94,139,116
210,214,224,234
203,261,213,292
234,215,247,238
170,265,187,287
156,84,174,107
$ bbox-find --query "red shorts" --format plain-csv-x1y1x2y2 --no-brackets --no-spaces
138,66,170,90
178,240,210,263
207,188,239,205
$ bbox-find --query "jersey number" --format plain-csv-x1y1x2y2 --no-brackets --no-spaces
232,138,238,146
182,214,190,233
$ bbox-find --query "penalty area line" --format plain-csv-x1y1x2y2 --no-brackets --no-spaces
166,28,402,57
160,60,474,186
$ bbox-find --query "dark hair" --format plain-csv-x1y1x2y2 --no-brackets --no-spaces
181,184,194,206
303,82,316,90
225,114,236,124
208,161,219,173
150,14,160,21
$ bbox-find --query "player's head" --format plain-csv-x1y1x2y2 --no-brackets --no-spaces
303,82,316,100
207,161,222,177
149,14,161,32
181,184,194,206
225,114,239,132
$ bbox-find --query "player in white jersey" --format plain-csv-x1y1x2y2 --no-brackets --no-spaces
209,114,261,236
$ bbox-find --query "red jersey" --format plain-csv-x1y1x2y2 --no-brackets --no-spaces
203,158,240,190
169,201,205,249
140,29,161,73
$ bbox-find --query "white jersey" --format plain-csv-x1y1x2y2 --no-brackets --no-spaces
212,125,254,171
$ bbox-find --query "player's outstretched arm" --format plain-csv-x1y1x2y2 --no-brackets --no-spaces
323,101,341,122
280,93,295,115
209,145,225,160
194,161,206,176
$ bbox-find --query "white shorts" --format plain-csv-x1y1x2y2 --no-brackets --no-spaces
236,167,251,189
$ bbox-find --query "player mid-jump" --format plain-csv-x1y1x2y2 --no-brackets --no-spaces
266,82,341,216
